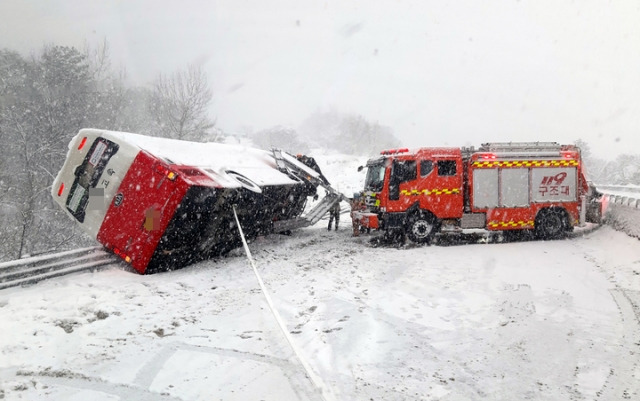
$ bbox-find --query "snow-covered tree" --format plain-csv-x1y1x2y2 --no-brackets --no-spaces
573,139,640,185
0,45,98,258
149,63,216,141
0,44,135,260
299,110,400,155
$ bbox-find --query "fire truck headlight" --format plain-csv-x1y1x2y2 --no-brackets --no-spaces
380,207,386,212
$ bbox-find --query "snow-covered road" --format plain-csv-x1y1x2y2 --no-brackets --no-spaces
1,224,639,400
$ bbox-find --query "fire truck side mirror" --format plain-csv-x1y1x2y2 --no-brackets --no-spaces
357,166,364,172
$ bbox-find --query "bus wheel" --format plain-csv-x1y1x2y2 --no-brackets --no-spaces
407,212,437,244
535,208,567,240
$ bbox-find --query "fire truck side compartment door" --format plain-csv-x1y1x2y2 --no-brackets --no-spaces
531,167,577,202
501,168,530,207
473,169,499,208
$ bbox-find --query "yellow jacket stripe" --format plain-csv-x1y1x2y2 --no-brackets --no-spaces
364,192,380,206
400,188,461,196
488,220,534,228
473,160,579,168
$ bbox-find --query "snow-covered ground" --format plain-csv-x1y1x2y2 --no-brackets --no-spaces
1,152,639,400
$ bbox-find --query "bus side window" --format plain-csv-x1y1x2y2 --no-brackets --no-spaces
437,160,457,176
420,160,433,177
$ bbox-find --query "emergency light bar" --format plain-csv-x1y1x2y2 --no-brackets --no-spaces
480,142,562,152
380,148,409,155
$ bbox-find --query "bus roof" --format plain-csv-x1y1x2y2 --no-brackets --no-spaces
78,129,297,187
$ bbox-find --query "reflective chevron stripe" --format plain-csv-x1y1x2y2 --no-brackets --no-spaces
400,188,461,196
472,160,579,168
488,220,535,228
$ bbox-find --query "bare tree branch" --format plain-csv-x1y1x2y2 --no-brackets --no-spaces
150,63,215,141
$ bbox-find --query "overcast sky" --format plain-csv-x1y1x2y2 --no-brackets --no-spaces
1,0,639,159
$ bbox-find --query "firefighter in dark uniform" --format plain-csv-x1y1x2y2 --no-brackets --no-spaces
328,201,340,231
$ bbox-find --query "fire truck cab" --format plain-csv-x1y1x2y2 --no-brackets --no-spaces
356,142,590,243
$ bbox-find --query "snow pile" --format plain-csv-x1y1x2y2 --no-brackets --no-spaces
603,202,640,239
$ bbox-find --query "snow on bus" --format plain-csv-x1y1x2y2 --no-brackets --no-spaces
52,129,313,274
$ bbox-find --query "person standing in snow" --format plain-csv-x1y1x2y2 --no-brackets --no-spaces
350,193,366,237
328,201,341,231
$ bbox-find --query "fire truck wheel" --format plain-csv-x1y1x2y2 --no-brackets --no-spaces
535,208,567,240
407,212,437,244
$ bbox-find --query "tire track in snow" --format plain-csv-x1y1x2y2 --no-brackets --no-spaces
573,229,640,400
1,367,182,401
133,341,324,401
603,289,640,400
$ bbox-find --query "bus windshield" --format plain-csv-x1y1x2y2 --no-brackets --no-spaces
364,163,386,192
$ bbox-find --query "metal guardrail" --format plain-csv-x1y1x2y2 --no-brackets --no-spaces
0,246,122,290
595,185,640,239
596,184,640,209
595,184,640,192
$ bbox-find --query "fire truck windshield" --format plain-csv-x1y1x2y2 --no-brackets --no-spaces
364,163,385,192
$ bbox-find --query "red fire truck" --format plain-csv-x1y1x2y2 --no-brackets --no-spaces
353,142,592,243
